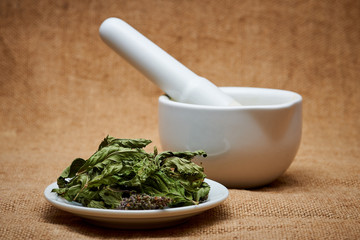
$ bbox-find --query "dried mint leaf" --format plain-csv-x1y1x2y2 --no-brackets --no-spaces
52,135,209,210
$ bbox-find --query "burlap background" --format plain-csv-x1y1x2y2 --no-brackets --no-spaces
1,0,359,239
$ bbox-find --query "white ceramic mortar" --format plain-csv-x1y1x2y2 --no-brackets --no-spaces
159,87,302,188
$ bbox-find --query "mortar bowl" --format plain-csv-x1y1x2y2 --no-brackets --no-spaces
158,87,302,188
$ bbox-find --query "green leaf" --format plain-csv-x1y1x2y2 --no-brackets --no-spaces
87,200,106,209
77,145,119,173
56,158,86,188
88,163,123,188
163,157,205,175
99,188,123,208
52,135,210,210
98,135,152,150
62,184,82,201
192,182,210,202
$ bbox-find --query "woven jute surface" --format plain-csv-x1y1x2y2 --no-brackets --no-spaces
1,0,359,239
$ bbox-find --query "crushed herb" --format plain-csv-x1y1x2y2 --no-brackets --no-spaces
52,135,210,209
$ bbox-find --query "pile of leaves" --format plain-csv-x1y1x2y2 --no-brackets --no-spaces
52,136,210,210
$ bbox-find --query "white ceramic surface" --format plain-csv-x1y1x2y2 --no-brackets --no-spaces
158,87,302,188
44,179,228,229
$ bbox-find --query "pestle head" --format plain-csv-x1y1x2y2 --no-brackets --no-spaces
178,76,242,106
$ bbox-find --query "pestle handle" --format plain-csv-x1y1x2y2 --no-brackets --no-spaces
99,17,240,106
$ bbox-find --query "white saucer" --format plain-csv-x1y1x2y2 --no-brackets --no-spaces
44,179,228,229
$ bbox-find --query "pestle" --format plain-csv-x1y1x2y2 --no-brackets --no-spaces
99,17,241,106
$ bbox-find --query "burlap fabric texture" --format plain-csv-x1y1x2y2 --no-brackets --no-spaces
0,0,359,239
